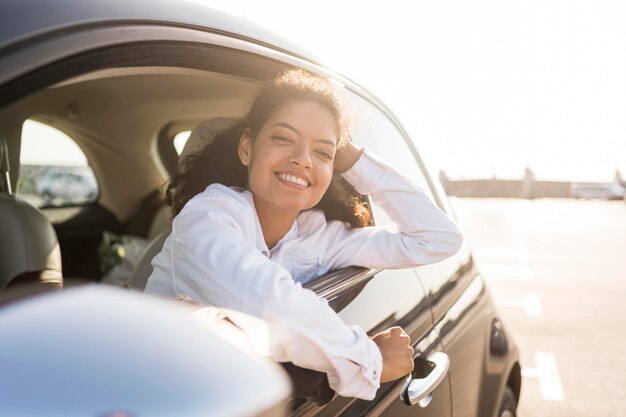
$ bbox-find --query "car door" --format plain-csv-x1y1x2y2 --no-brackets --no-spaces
291,266,451,417
416,199,498,417
350,91,500,416
351,87,502,416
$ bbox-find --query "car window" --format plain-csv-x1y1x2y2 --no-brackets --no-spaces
173,131,191,155
348,95,435,197
311,94,433,334
347,94,439,228
334,95,460,328
17,119,98,207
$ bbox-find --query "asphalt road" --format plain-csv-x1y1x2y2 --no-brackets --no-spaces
450,198,626,417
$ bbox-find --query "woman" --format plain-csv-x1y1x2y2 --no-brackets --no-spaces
145,69,463,400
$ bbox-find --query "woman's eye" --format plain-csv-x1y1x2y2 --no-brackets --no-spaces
316,150,333,160
272,136,292,143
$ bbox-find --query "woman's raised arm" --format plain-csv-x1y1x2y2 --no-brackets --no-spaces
322,148,464,271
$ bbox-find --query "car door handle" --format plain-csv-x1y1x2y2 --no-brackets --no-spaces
400,351,450,407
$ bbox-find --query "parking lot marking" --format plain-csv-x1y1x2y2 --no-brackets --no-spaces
524,293,543,317
521,367,539,378
522,352,565,402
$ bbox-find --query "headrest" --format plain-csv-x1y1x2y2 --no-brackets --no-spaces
0,194,62,292
178,118,236,167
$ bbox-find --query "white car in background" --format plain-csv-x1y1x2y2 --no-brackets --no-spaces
35,167,98,206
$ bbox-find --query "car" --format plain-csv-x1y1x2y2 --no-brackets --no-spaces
0,1,521,416
0,285,292,417
570,182,626,200
34,167,98,206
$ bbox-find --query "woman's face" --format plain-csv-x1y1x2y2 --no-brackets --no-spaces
238,100,338,217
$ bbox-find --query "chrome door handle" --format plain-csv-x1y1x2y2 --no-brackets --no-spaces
400,352,450,407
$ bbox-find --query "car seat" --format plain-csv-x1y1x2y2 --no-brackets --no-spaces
0,133,63,303
127,117,235,291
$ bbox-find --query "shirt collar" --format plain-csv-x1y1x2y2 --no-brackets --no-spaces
236,188,299,257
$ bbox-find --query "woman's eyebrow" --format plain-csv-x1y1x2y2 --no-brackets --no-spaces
315,139,337,148
274,122,300,134
274,122,336,148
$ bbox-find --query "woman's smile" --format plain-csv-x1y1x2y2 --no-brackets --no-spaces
275,171,311,188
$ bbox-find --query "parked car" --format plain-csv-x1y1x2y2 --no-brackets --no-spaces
570,182,625,200
35,167,98,206
0,1,521,416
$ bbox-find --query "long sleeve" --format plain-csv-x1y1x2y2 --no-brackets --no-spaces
151,186,382,400
321,149,463,271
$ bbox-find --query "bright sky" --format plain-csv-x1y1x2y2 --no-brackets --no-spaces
21,120,88,166
20,1,626,182
200,0,626,182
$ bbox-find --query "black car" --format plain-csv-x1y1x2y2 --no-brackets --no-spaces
0,1,521,416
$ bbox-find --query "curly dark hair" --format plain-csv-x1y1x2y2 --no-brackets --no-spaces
165,69,371,228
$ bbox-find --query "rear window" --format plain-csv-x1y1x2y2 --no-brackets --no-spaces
173,131,191,155
17,119,98,207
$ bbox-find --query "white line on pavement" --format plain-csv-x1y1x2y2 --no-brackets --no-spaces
522,352,565,402
524,293,543,317
536,352,565,401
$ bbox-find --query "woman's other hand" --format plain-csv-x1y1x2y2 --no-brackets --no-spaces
371,326,414,383
334,141,363,173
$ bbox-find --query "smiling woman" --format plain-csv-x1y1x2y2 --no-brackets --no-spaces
144,68,463,401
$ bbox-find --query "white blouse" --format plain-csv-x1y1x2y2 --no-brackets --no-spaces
145,149,463,400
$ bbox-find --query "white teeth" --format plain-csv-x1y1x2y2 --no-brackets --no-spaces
278,173,308,186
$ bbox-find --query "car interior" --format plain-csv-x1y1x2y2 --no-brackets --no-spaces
0,67,253,296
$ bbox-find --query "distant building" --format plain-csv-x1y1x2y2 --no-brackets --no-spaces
440,169,625,200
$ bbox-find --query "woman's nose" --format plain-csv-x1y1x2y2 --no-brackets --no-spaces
289,146,312,168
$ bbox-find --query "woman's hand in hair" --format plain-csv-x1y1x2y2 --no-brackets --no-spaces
334,141,364,173
371,326,414,383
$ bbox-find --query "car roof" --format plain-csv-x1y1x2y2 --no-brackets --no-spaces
0,0,321,63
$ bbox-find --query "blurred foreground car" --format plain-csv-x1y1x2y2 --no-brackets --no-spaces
0,1,521,416
0,286,291,417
